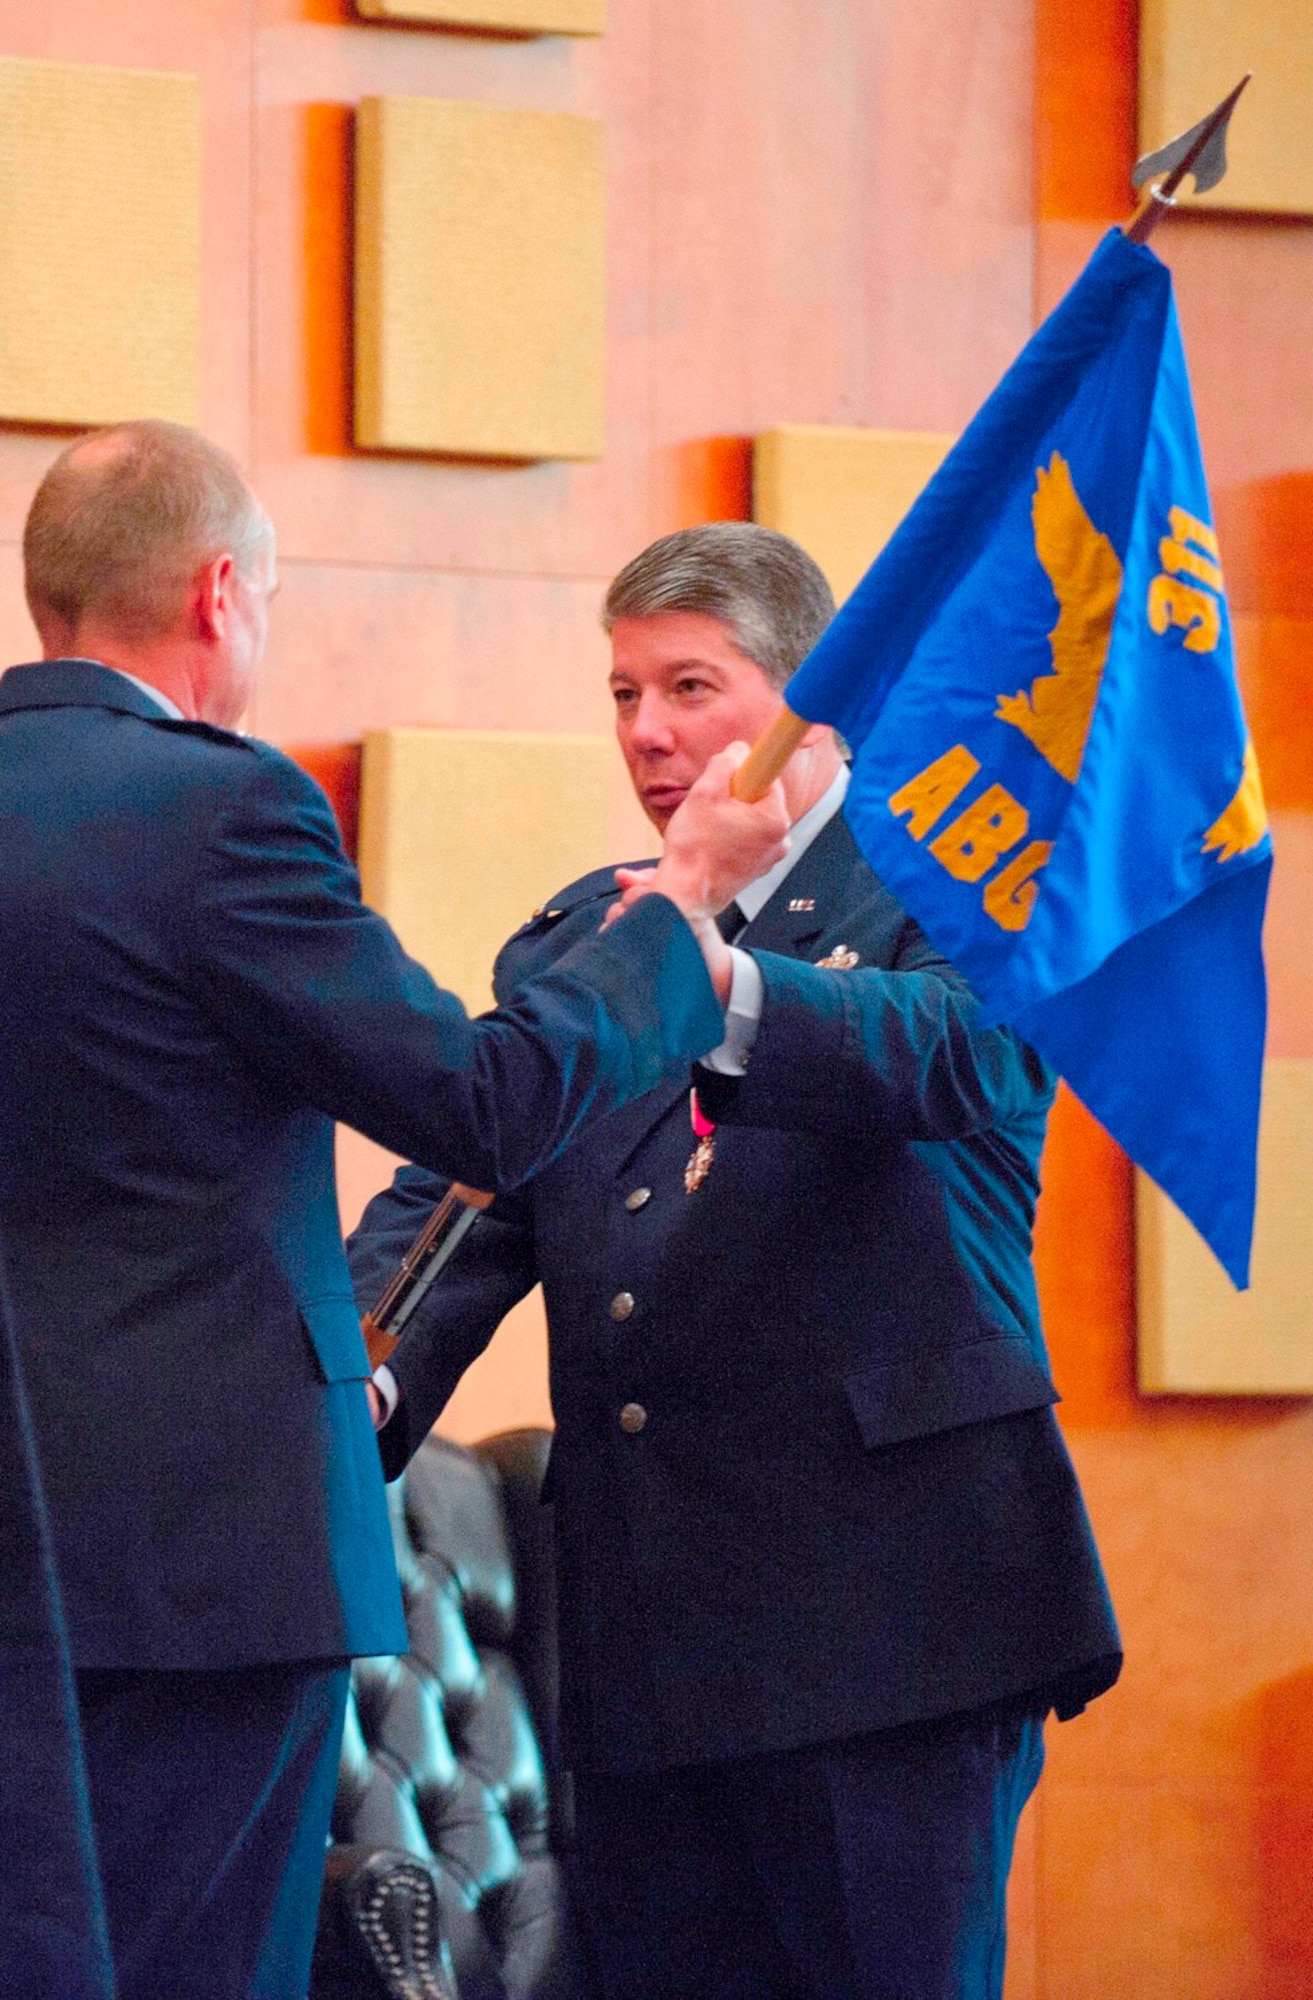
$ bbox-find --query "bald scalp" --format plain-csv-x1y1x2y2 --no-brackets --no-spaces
24,420,271,645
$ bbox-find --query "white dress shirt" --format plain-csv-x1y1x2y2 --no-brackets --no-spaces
701,761,850,1075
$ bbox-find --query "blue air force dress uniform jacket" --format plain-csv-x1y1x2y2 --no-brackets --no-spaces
351,808,1121,1772
0,661,723,1675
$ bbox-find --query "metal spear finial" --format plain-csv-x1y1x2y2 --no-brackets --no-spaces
1125,73,1252,245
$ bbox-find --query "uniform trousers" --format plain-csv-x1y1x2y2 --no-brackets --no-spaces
573,1704,1047,2000
76,1661,350,2000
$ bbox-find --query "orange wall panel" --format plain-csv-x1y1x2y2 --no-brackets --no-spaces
302,101,353,459
1033,1085,1137,1425
1035,0,1137,225
286,740,362,854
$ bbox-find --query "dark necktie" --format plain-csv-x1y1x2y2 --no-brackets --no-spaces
716,901,745,943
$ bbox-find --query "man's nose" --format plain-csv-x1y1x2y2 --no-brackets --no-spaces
629,692,675,751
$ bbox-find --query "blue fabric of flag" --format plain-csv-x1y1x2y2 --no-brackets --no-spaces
786,228,1271,1287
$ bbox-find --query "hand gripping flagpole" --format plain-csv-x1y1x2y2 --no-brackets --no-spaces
729,73,1253,808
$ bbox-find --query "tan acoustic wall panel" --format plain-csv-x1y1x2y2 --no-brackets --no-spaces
354,0,604,32
358,729,612,1014
355,97,605,460
1138,1058,1313,1393
1139,0,1313,216
0,57,198,429
754,425,956,605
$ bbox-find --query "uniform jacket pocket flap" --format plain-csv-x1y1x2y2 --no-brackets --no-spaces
844,1335,1058,1450
300,1294,371,1384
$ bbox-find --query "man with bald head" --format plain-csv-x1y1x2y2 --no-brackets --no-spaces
0,423,786,1999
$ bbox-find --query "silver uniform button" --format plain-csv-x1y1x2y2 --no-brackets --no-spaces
609,1291,636,1321
619,1402,648,1434
625,1187,652,1213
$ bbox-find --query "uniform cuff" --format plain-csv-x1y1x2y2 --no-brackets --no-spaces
372,1363,400,1428
699,948,764,1076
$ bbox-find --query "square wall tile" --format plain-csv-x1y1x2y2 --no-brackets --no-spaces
1139,0,1313,216
1138,1058,1313,1392
754,425,955,605
358,727,611,1012
354,96,605,460
354,0,604,30
0,56,198,428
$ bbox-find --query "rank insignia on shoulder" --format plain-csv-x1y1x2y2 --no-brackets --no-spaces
787,898,816,912
527,906,565,923
815,944,859,970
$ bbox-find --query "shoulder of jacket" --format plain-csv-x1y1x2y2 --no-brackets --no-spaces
151,717,262,754
158,731,338,817
491,856,656,1001
503,857,657,942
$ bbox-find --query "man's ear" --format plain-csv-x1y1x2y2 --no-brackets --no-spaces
193,552,234,643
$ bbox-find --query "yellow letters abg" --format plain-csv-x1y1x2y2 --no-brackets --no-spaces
889,745,1050,934
982,841,1053,932
929,786,1031,883
887,746,979,837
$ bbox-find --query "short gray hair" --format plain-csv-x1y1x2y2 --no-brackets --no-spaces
602,523,834,689
24,419,272,642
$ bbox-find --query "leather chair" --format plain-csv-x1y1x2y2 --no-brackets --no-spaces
310,1428,601,2000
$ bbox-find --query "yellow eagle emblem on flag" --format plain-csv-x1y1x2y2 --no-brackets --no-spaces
994,453,1123,784
1204,740,1268,863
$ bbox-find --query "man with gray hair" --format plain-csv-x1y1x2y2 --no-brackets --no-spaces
0,431,787,2000
354,521,1120,2000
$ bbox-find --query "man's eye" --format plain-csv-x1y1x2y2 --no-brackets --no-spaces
674,678,712,698
611,687,637,707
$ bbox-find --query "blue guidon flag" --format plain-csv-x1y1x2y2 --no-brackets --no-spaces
786,227,1271,1288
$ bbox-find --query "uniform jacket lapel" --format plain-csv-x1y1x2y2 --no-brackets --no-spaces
735,805,877,957
605,808,877,1185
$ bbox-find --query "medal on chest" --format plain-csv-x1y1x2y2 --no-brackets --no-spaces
684,1087,716,1193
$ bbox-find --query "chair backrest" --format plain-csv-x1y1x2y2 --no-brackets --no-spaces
330,1428,597,2000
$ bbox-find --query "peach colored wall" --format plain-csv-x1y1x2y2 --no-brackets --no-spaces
2,0,1310,1990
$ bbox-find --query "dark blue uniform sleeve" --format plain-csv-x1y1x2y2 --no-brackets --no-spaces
181,748,723,1193
349,1168,538,1478
696,918,1053,1140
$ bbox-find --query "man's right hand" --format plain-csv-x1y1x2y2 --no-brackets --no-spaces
605,745,787,1003
651,743,789,923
